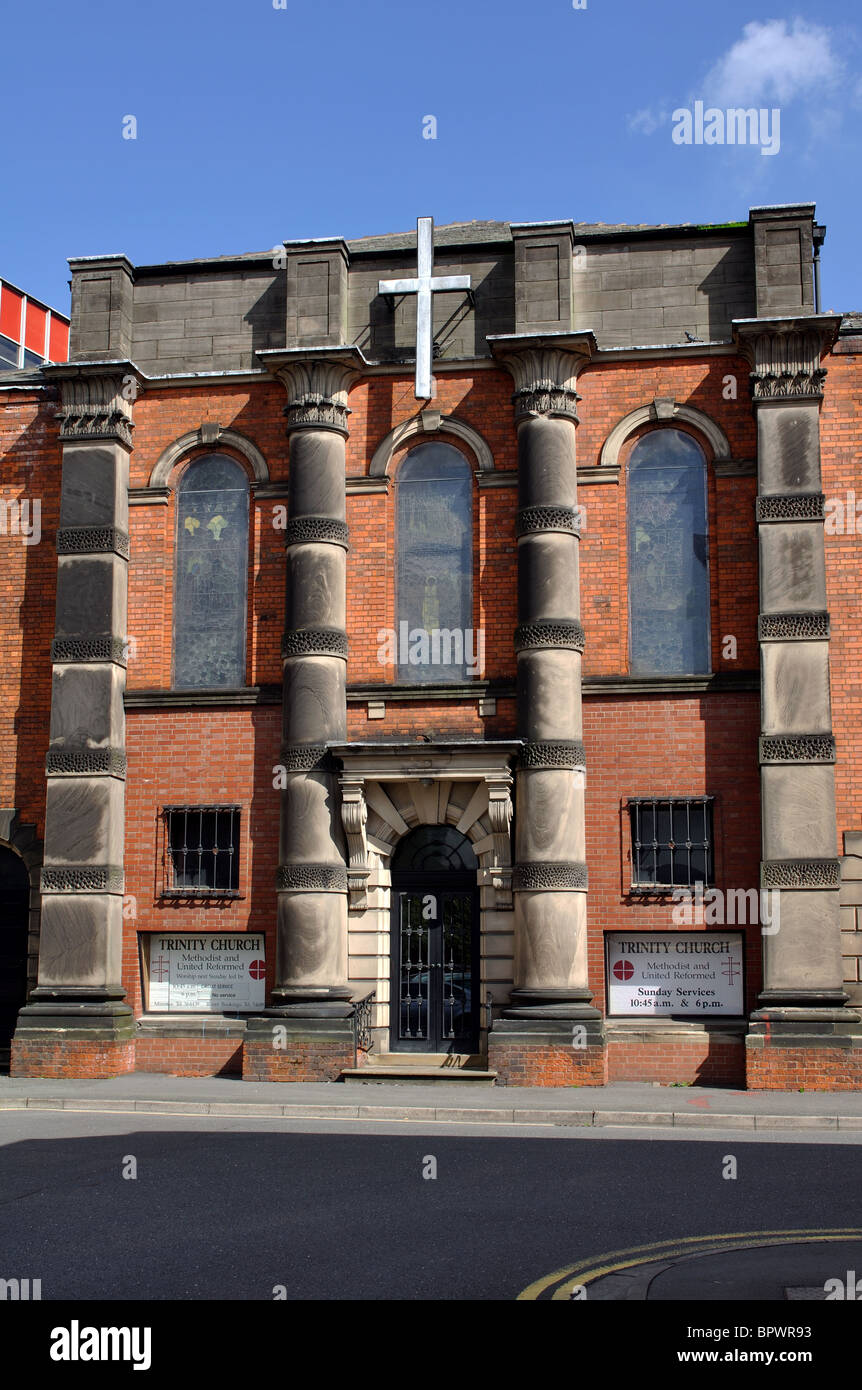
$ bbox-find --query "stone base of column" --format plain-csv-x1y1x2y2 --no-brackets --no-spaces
502,988,601,1021
11,1000,136,1079
242,1014,355,1082
746,1007,862,1090
488,1018,607,1087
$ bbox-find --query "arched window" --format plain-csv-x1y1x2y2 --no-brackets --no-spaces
391,823,478,873
173,454,250,689
395,442,473,683
627,429,710,675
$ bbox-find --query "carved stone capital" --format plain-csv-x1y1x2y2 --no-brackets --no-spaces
761,858,841,889
759,734,836,764
339,776,370,910
259,348,365,436
518,740,586,769
279,744,338,774
513,861,589,891
56,527,130,558
758,611,830,641
734,318,840,401
41,864,125,894
516,506,580,537
282,628,348,661
756,493,825,523
44,362,143,447
515,620,585,653
276,863,348,892
46,748,127,779
284,517,349,549
488,336,594,422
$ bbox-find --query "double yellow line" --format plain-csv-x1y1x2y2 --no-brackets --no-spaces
518,1228,862,1300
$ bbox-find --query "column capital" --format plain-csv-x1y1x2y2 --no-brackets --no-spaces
43,360,145,448
488,333,595,422
733,316,841,402
258,346,367,436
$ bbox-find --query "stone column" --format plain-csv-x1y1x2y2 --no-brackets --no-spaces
488,336,606,1084
244,349,363,1081
737,317,862,1085
12,363,141,1078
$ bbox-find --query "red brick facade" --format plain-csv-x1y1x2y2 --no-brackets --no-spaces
2,217,859,1089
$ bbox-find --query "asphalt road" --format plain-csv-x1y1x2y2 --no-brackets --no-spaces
2,1112,862,1301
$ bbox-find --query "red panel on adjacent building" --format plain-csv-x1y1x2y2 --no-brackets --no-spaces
24,299,47,354
48,315,69,362
0,284,23,341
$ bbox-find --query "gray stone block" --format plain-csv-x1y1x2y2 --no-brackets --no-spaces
34,893,125,990
54,557,121,639
759,525,828,612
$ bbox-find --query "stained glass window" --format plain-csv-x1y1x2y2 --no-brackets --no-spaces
396,442,473,683
627,429,710,675
173,454,249,689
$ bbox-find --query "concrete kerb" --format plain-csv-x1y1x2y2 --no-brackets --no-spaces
1,1094,861,1130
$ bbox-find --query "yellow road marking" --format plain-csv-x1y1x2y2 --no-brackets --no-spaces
518,1227,862,1300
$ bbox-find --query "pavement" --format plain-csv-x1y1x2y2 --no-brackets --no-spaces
3,1071,862,1129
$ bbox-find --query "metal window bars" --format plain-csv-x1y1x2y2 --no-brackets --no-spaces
163,805,241,897
628,796,713,892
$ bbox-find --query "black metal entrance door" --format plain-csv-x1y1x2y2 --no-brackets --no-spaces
0,849,30,1051
390,824,480,1054
395,888,478,1052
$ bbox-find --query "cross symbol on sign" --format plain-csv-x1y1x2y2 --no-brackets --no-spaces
378,217,472,401
722,958,740,985
249,959,266,980
613,960,634,981
151,955,170,982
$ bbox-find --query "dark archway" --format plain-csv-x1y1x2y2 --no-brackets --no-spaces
390,825,479,1053
0,847,30,1052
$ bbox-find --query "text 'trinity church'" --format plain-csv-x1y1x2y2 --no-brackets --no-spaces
2,204,862,1090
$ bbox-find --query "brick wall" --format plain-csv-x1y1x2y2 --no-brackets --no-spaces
0,388,60,839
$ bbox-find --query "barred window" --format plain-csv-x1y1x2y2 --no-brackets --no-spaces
162,806,241,896
628,797,714,891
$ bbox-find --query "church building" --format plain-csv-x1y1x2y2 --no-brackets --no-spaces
2,203,861,1089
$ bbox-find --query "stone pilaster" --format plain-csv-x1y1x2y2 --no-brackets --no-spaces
736,317,862,1085
12,362,142,1079
487,335,606,1083
244,349,364,1080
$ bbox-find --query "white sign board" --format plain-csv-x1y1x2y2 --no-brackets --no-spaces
606,933,744,1016
146,935,266,1012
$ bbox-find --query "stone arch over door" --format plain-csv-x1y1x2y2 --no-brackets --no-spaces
0,810,43,1050
334,747,518,1055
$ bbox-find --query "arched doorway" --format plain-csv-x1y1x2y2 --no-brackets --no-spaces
0,847,30,1053
390,824,479,1053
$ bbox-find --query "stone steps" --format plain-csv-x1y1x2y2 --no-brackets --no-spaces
341,1055,496,1085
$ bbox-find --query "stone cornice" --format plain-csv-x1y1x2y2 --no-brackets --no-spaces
43,360,144,447
257,346,367,436
733,316,841,401
488,333,595,422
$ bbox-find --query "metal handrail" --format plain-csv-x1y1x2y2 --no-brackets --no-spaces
352,991,376,1064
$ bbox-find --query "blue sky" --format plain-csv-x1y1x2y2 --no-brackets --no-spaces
3,0,860,315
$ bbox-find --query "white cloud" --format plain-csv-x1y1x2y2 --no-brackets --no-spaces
703,19,843,107
628,108,667,135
